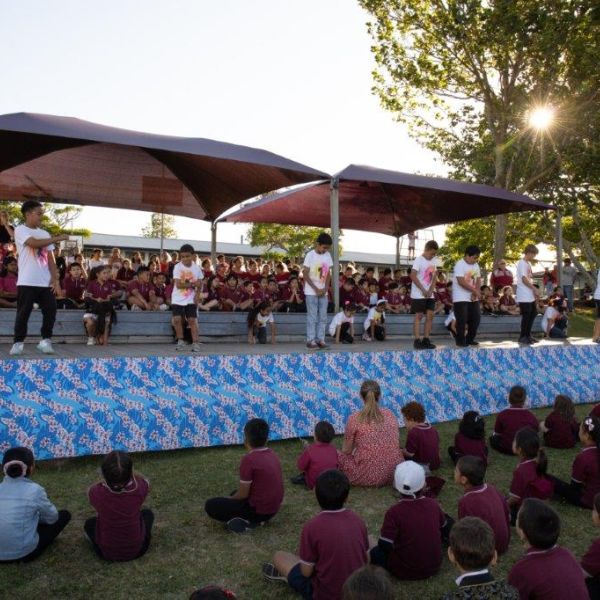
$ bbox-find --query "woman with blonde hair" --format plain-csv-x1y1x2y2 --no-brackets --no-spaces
338,380,403,486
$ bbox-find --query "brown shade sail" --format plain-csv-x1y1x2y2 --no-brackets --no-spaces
223,164,553,235
0,112,327,221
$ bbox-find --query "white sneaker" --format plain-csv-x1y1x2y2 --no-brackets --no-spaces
9,342,24,356
191,342,203,352
33,303,40,309
362,333,372,342
131,305,141,311
175,339,187,351
87,337,96,346
36,339,55,354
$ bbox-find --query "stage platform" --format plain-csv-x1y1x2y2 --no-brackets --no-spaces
1,338,599,461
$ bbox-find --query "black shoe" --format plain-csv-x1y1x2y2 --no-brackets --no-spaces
413,339,423,350
262,563,287,582
455,341,468,348
518,337,531,345
528,337,540,344
290,473,306,486
226,517,251,533
422,338,436,349
467,340,479,346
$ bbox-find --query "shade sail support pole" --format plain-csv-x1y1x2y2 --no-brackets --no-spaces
210,220,218,265
395,235,400,270
556,209,563,287
330,178,340,310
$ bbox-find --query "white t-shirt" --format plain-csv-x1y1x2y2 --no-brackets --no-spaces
594,269,600,301
15,224,55,287
410,255,437,299
328,311,354,336
541,306,559,333
364,307,384,329
88,258,106,270
256,312,274,327
303,249,333,296
171,262,204,306
516,259,535,303
452,259,481,303
444,310,456,327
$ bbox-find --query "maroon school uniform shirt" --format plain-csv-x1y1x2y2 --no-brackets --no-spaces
245,271,262,283
0,273,17,296
458,484,510,554
239,447,283,516
453,432,488,465
296,442,339,490
543,411,579,449
405,424,441,470
339,286,356,306
87,280,115,300
88,476,149,561
380,495,445,580
509,459,553,505
218,285,244,305
572,446,600,508
116,267,135,283
127,280,154,301
508,545,588,600
378,276,392,293
63,275,87,302
299,509,368,600
591,404,600,420
493,408,539,452
582,537,600,577
384,291,402,306
354,287,370,307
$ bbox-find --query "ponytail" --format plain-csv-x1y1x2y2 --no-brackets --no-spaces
536,448,548,477
358,380,383,424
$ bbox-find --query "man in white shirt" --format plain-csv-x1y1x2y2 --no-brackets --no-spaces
10,200,68,356
410,240,439,350
516,244,540,345
452,246,482,347
560,258,578,312
302,232,333,349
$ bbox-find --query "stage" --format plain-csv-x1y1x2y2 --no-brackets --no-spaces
1,338,599,460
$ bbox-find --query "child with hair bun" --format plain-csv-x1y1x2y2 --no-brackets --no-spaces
85,450,153,561
540,394,579,449
448,410,488,465
490,386,538,455
0,447,71,562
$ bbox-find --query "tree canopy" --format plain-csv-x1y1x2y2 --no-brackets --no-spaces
0,201,90,237
142,213,177,239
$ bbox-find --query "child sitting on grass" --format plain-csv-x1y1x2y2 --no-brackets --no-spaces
508,498,588,599
291,421,338,489
262,469,368,600
342,566,394,600
205,418,284,533
448,410,488,465
540,394,579,449
581,493,600,600
401,401,441,471
370,461,451,580
455,456,510,555
442,517,518,600
490,385,538,455
85,450,153,561
0,447,71,562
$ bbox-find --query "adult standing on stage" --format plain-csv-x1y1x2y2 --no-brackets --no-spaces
560,258,578,312
490,259,513,293
10,200,68,356
592,267,600,344
516,244,540,346
452,245,482,347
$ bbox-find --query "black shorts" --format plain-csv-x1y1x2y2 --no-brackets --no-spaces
171,304,198,319
411,298,435,314
287,563,313,600
596,300,600,319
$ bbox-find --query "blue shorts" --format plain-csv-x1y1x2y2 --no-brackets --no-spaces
288,563,313,600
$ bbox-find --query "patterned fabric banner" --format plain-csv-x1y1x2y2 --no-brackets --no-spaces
1,345,599,460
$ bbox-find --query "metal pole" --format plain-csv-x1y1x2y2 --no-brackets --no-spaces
395,235,400,270
330,178,340,310
556,208,563,287
210,220,218,265
160,211,165,254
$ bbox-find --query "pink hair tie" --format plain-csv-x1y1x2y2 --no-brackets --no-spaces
3,460,27,477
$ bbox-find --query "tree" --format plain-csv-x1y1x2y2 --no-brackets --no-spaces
247,223,343,260
359,0,600,272
142,212,177,239
0,201,90,237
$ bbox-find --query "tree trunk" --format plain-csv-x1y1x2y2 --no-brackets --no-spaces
493,141,508,266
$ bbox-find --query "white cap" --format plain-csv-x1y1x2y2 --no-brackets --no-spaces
394,461,425,496
376,299,386,306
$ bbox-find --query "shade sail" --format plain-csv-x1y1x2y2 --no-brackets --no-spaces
223,164,553,235
0,112,327,221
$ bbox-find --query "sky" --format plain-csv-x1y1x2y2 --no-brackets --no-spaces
0,0,446,254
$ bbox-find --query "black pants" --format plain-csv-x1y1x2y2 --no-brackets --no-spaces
549,476,587,508
254,325,267,344
587,577,600,600
204,497,274,524
373,324,386,341
0,510,71,563
453,301,480,346
519,302,537,339
339,322,354,343
489,434,513,455
14,285,57,343
84,509,154,561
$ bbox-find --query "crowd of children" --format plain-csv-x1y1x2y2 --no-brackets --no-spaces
3,384,600,599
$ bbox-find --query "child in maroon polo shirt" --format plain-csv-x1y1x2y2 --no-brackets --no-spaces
84,451,153,561
581,493,600,599
490,386,539,455
540,394,579,449
507,428,553,526
370,461,451,580
292,421,339,489
550,416,600,509
204,418,284,534
455,456,510,555
401,402,441,471
448,411,488,466
508,498,588,600
262,469,368,600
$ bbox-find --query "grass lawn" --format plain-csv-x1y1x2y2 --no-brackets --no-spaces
569,307,596,338
2,403,600,600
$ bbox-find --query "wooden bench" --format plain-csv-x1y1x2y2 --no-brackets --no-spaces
0,308,542,344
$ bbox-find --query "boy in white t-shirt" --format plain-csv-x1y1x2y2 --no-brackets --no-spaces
410,240,439,350
328,302,356,344
541,300,568,339
302,233,333,349
171,244,204,352
516,244,540,345
452,245,482,348
363,299,386,342
10,200,69,356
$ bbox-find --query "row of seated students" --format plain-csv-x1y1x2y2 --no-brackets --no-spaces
3,385,600,599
